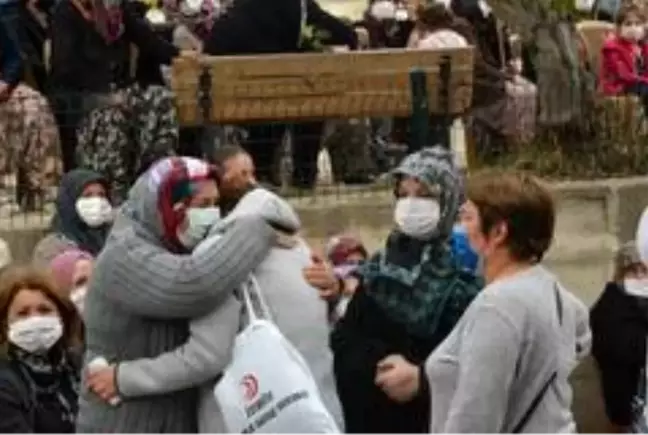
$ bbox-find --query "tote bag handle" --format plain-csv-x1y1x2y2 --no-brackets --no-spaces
240,275,273,323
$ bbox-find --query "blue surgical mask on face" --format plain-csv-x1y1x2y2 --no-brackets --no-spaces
177,207,221,249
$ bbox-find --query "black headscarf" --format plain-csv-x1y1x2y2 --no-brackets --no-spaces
50,169,111,255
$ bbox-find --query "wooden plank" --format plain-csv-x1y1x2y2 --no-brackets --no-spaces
171,48,474,125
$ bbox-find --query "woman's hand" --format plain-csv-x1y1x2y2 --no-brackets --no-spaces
86,365,118,403
303,254,341,301
375,354,420,403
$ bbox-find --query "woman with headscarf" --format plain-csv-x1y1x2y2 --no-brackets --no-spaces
591,241,648,433
83,187,342,432
32,169,113,266
49,249,95,315
75,156,296,432
329,146,482,433
49,0,182,202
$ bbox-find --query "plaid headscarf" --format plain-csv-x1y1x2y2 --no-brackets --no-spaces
119,157,216,253
360,146,482,340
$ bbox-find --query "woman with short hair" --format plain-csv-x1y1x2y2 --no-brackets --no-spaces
424,170,591,433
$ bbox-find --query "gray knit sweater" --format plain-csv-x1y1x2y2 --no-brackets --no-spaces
107,188,343,432
425,265,591,433
75,175,276,433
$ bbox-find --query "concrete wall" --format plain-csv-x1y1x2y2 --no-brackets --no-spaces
3,176,648,432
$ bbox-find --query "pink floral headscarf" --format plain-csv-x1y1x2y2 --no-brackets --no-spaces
50,249,94,293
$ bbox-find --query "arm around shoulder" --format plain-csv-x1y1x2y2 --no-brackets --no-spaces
105,214,275,319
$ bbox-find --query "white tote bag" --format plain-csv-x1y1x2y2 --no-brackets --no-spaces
213,276,340,434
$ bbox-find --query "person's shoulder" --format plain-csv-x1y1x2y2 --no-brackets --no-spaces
602,34,626,51
0,358,28,399
476,266,554,313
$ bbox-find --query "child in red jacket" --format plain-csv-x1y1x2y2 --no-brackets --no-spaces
600,4,648,98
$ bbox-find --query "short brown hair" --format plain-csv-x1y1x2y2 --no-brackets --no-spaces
212,145,247,167
0,265,83,355
616,4,645,26
466,170,555,263
417,2,455,31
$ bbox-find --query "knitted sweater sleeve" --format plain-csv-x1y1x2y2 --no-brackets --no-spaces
103,214,274,319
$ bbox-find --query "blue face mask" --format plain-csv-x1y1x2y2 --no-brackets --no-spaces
177,207,221,249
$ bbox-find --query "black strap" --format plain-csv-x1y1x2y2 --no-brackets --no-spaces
512,283,563,433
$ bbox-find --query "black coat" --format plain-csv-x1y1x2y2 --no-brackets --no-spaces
204,0,357,55
0,355,79,433
49,0,178,93
590,282,648,427
331,288,433,433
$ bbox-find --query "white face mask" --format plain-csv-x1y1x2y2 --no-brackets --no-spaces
177,207,221,249
76,197,113,227
8,315,64,354
621,24,645,42
394,197,441,239
70,286,87,314
624,278,648,298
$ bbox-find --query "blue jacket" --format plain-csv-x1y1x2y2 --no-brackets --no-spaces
0,0,24,87
451,224,479,274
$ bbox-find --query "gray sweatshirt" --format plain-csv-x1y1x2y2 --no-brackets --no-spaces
76,174,277,433
113,188,343,432
425,265,591,433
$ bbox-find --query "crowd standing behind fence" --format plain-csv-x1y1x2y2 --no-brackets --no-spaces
1,0,648,433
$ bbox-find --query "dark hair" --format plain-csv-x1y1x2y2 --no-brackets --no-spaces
616,4,645,26
466,170,555,263
0,265,84,356
212,145,247,167
417,2,455,32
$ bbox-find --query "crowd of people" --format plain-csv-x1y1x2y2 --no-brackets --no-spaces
1,0,648,433
0,0,552,211
0,143,598,433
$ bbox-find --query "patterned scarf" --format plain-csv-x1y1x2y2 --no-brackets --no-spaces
360,147,482,340
11,346,80,427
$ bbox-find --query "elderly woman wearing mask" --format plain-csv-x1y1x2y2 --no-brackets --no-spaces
49,249,94,315
424,170,590,433
591,241,648,433
83,187,342,432
32,169,113,266
76,156,294,433
318,147,482,433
